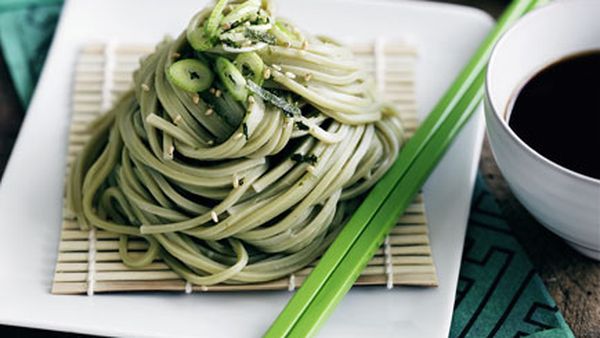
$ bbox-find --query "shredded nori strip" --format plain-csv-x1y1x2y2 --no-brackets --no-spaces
242,122,249,140
295,121,309,131
246,80,302,117
291,153,318,165
302,106,319,118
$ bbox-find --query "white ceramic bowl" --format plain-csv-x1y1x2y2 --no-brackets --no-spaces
485,0,600,259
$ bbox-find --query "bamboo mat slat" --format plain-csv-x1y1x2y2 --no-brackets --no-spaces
52,40,437,295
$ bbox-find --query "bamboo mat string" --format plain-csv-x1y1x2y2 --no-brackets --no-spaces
288,274,296,292
86,227,96,296
101,40,116,112
384,235,394,290
374,39,393,290
374,37,386,93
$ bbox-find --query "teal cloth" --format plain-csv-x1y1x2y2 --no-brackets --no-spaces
451,177,573,337
0,2,574,337
0,0,62,107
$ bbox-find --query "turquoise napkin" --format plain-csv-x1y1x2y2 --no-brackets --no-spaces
0,0,62,107
0,2,574,337
451,176,573,337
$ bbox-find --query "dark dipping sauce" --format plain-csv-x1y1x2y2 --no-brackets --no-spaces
508,51,600,180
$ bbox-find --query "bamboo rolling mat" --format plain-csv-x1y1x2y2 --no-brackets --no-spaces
52,40,437,295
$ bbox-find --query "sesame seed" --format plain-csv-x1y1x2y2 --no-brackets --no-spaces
205,108,214,116
141,83,150,91
168,145,175,158
172,52,181,58
284,41,291,48
285,72,296,79
307,165,316,174
301,40,309,50
214,89,222,97
233,175,239,188
263,68,271,79
272,64,282,71
211,211,219,223
221,23,231,30
234,132,244,140
207,140,214,145
248,95,255,104
192,93,200,104
209,88,216,94
304,73,313,82
173,115,183,124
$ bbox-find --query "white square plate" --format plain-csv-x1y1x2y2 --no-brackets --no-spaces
0,0,493,337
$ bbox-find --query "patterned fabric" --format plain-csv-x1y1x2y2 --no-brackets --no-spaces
450,177,573,337
0,0,62,107
0,2,575,337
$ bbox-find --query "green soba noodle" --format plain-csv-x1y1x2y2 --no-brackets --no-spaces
67,0,405,285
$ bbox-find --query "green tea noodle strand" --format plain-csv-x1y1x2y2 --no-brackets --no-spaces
67,0,406,286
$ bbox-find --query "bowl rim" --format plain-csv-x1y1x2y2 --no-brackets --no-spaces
485,0,600,185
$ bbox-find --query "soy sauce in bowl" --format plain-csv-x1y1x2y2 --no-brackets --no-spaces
507,50,600,180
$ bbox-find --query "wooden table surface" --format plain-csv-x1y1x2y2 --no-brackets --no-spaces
0,1,598,336
480,140,600,337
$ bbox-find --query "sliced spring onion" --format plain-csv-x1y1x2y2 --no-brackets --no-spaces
188,27,214,51
167,59,214,93
270,20,300,45
200,87,245,128
246,22,273,32
222,42,268,53
247,80,301,116
205,0,228,38
221,0,261,28
255,9,273,24
216,57,248,102
234,52,264,85
220,28,248,43
186,9,215,51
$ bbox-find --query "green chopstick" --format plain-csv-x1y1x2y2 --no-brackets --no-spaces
264,0,546,337
290,73,486,337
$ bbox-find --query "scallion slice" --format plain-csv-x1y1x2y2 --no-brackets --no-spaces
205,0,228,38
216,57,248,102
167,59,214,93
234,52,264,85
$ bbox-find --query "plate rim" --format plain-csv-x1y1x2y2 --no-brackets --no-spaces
0,0,493,336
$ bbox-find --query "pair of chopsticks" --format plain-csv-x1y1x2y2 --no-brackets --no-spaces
264,0,549,337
